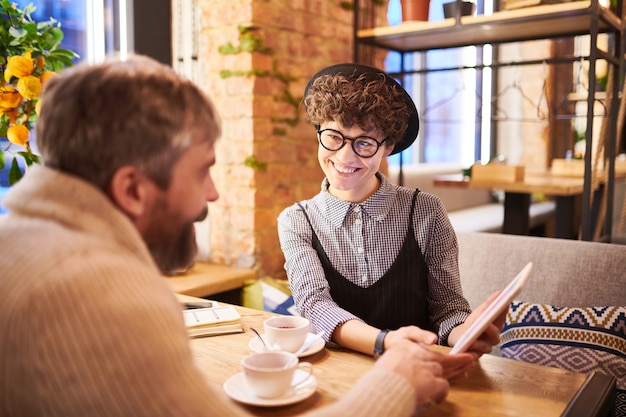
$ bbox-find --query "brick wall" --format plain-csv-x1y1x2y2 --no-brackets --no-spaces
194,0,388,279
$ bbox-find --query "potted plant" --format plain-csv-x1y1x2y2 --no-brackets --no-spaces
0,1,78,185
400,0,430,21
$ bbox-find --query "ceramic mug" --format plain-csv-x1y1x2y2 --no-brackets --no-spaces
263,315,310,353
241,351,314,398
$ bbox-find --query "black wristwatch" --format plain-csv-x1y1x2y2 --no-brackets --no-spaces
373,329,390,359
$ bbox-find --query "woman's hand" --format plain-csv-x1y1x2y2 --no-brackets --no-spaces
385,326,438,348
448,291,506,359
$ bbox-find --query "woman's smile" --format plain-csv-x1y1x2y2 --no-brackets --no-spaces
331,160,359,174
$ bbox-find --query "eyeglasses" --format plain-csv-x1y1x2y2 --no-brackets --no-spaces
317,129,386,158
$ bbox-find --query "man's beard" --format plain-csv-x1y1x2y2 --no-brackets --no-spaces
149,223,198,275
143,202,207,275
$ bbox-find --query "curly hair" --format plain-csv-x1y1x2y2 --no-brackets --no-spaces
303,72,410,147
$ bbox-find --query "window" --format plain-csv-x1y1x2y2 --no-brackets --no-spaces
13,0,130,63
385,0,495,169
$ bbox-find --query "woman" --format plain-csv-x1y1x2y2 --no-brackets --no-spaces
278,63,502,378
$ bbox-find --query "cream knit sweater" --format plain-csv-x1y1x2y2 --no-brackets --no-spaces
0,166,417,417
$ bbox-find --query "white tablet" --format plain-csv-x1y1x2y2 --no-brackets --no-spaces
449,261,534,355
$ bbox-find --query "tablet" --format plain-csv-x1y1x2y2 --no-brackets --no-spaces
449,261,534,355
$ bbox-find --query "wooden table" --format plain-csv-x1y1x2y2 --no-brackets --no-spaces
165,262,255,300
190,304,615,417
433,173,588,238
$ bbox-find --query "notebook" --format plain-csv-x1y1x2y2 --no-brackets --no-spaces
182,302,244,337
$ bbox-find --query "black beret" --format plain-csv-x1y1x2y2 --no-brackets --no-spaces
304,62,419,155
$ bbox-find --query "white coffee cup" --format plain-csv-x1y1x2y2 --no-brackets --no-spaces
263,316,310,353
241,351,314,398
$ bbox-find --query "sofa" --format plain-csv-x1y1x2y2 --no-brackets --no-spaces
456,232,625,309
456,232,626,415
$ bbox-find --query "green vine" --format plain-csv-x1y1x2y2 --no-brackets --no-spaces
269,61,300,127
218,26,273,55
218,25,302,169
219,68,269,78
244,155,267,171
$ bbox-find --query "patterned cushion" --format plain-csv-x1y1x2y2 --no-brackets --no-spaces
501,301,626,417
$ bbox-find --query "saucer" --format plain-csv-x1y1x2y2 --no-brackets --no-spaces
223,369,317,407
248,332,325,357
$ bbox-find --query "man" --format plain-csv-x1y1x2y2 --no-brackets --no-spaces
0,55,455,416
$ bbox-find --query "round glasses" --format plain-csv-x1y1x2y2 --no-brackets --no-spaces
317,129,386,158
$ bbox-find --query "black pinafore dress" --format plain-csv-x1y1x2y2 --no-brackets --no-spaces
298,189,432,331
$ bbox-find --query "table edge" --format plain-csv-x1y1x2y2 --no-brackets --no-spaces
561,371,616,417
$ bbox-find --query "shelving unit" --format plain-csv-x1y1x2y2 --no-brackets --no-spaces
354,0,625,241
357,2,620,52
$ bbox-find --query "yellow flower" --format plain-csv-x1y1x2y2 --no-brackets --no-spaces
0,86,23,111
4,67,14,83
7,124,30,147
0,2,78,185
17,75,42,100
7,53,34,79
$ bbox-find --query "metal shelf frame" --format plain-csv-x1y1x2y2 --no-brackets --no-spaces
354,0,625,241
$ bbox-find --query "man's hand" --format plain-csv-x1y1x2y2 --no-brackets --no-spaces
374,340,452,410
384,326,476,380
